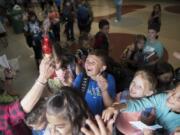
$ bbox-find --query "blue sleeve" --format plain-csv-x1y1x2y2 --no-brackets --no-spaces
107,74,116,99
125,93,167,115
73,72,84,89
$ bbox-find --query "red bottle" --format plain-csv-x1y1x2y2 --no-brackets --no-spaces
42,35,52,58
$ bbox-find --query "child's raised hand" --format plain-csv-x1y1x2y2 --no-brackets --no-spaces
102,106,119,123
96,74,108,92
39,58,55,83
143,129,154,135
81,115,114,135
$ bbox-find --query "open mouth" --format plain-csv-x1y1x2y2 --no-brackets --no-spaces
86,68,92,72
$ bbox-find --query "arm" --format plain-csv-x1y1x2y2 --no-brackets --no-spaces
102,93,166,122
20,58,55,113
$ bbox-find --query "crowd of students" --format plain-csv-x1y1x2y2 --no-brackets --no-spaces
0,0,180,135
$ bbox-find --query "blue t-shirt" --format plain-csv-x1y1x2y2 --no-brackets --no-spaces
32,129,45,135
73,73,116,115
125,93,180,133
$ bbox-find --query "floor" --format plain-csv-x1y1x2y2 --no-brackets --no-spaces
0,0,180,97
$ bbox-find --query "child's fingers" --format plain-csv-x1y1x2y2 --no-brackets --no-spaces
81,127,94,135
107,119,115,134
86,119,100,135
102,110,111,122
101,110,107,121
113,110,119,121
95,115,107,135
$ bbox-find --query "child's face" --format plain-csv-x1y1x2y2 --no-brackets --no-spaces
137,40,145,49
154,6,160,12
148,29,157,40
129,75,153,98
102,25,109,34
85,55,106,79
30,16,36,22
46,113,72,135
166,85,180,112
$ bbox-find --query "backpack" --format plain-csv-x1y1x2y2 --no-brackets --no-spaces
79,73,90,97
79,71,108,97
77,5,90,23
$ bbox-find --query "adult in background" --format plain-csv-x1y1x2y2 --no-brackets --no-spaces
114,0,123,22
148,4,161,32
77,0,93,35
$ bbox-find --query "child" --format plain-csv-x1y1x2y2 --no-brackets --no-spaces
93,19,110,53
73,50,116,115
48,8,60,42
0,68,18,104
148,4,161,32
24,11,42,68
63,1,75,41
48,44,76,93
104,70,157,134
121,34,146,71
154,62,175,92
44,86,90,135
143,24,164,67
102,83,180,134
25,98,47,135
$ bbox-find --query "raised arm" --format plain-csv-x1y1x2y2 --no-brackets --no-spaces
20,58,55,113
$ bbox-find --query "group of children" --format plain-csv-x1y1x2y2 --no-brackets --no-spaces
0,1,180,135
1,46,179,135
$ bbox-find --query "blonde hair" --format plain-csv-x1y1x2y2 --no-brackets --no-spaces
134,70,157,92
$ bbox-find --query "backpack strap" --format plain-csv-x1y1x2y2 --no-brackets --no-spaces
80,73,90,97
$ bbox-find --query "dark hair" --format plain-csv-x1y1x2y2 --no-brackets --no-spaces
28,11,38,21
153,4,161,13
134,34,146,50
53,43,75,69
155,62,174,76
88,49,108,65
46,86,90,135
99,19,109,29
174,68,180,85
25,98,47,126
148,23,160,33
